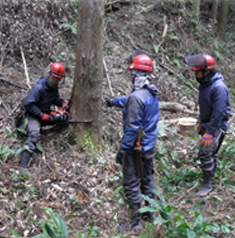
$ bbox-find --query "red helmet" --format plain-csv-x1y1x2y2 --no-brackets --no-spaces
50,62,65,79
184,54,215,71
127,54,153,72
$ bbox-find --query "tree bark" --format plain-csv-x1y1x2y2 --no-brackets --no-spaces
217,0,229,38
192,0,201,20
211,0,219,21
69,0,104,150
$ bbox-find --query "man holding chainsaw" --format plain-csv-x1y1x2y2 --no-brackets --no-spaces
184,54,231,196
19,62,69,178
106,50,159,233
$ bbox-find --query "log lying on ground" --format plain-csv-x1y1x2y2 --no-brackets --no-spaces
159,101,198,115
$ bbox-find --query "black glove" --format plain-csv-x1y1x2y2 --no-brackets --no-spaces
116,148,126,165
105,98,114,107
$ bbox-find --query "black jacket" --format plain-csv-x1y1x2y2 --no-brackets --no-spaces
23,77,64,118
199,72,231,134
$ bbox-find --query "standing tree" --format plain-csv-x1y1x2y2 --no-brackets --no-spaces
217,0,229,38
210,0,219,22
69,0,104,150
192,0,201,20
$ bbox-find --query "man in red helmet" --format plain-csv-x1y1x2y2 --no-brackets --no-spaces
19,62,69,178
185,54,231,196
106,50,159,233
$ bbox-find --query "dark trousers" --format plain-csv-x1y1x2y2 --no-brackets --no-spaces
198,129,225,173
24,116,41,153
122,148,156,204
20,116,41,168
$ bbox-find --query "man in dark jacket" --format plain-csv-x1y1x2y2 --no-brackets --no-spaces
19,62,69,178
106,51,159,232
185,54,231,196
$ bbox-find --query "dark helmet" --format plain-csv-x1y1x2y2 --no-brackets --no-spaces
184,54,215,71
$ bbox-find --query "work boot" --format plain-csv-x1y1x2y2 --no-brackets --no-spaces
142,201,156,222
117,203,143,233
196,171,213,196
130,203,143,231
20,150,31,168
142,211,156,222
19,167,34,179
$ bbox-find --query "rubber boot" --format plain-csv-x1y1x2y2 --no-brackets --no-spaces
130,203,143,231
142,201,156,222
19,151,33,178
196,171,213,196
117,203,142,233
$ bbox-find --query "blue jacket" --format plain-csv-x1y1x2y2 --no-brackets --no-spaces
113,84,159,153
199,72,231,134
23,77,64,118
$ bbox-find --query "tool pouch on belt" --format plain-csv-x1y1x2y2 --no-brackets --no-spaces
134,126,145,178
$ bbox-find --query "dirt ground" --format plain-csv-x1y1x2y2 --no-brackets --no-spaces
1,1,235,237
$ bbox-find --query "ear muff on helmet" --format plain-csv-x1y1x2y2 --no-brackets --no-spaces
126,54,153,72
184,54,215,71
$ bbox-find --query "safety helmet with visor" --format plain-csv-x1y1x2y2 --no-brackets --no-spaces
184,54,215,71
46,62,65,88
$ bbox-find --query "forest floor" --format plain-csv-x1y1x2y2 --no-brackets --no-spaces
0,1,235,238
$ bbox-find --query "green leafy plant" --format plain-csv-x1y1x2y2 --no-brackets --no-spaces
140,189,221,238
86,222,101,237
0,144,22,161
62,23,77,35
33,208,69,238
113,185,126,205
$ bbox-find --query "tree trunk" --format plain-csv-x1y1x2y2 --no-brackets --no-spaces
192,0,201,20
69,0,104,151
217,0,229,38
210,0,219,21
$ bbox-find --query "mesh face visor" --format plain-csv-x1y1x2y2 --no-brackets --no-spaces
184,54,207,68
124,50,145,63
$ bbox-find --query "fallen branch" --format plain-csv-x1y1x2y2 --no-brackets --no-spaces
158,16,168,47
159,101,198,115
0,77,28,90
155,59,198,93
105,0,133,7
136,3,160,14
103,58,114,96
0,97,9,115
20,46,31,89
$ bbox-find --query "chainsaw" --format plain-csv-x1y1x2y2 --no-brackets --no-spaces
49,109,93,123
50,109,69,122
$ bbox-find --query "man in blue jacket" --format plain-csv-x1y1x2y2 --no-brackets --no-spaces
19,62,69,178
185,54,231,196
106,51,159,232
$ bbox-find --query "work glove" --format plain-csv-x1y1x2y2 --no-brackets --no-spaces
116,148,126,165
41,113,50,121
201,132,213,146
105,98,114,107
62,102,69,111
